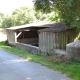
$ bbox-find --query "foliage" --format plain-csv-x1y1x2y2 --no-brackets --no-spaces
34,9,50,21
34,0,53,13
1,7,36,28
0,6,52,28
0,13,4,27
48,12,60,22
11,7,36,26
0,41,80,80
2,16,13,28
34,11,45,20
34,0,80,30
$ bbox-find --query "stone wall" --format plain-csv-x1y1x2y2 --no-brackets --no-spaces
66,40,80,61
9,42,67,56
15,42,55,56
15,42,40,54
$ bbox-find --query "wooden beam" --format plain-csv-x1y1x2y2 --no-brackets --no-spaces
16,32,22,38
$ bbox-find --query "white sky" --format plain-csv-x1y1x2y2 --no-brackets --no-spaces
0,0,34,14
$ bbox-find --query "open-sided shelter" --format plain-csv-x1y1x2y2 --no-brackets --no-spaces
6,22,50,46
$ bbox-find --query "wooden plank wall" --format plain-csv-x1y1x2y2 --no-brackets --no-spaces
39,29,77,51
7,30,16,43
39,32,56,52
17,38,38,44
56,29,77,49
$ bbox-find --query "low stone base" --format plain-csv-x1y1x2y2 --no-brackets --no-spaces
14,42,68,57
15,42,40,54
66,40,80,61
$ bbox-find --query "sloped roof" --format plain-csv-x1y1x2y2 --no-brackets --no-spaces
6,21,52,31
38,22,72,32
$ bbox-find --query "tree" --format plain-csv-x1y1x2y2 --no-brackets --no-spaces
1,7,37,28
0,13,4,27
34,0,80,30
34,11,50,21
2,16,12,28
11,6,36,26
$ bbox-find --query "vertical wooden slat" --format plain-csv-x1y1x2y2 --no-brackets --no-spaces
55,33,57,48
51,32,52,49
47,32,49,50
63,32,65,49
46,32,47,50
61,33,63,49
45,32,47,50
42,32,44,50
53,33,56,48
63,32,66,49
44,32,46,51
62,32,64,49
39,32,41,48
43,32,45,51
56,33,58,49
49,33,50,50
57,33,59,49
59,33,61,49
44,32,45,50
48,33,50,50
52,32,54,49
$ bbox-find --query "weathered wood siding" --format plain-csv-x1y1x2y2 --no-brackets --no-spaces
17,38,38,44
39,29,76,51
7,30,16,45
39,32,57,52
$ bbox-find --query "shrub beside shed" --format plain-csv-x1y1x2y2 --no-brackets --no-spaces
38,23,76,52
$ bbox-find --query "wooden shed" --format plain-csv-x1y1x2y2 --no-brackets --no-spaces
38,22,76,52
6,22,50,46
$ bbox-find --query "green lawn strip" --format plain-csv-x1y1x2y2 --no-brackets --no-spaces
53,63,80,80
0,41,80,80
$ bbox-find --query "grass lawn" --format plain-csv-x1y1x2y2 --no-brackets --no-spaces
0,41,80,80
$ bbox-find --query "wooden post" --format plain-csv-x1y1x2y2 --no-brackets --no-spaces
15,32,17,43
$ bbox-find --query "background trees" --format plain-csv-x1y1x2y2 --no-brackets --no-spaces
11,6,36,26
1,7,37,28
0,6,49,28
2,16,12,28
0,13,4,27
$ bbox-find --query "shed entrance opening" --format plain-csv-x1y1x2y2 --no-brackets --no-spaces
16,29,39,47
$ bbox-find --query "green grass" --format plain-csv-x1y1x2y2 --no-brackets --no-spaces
0,41,80,80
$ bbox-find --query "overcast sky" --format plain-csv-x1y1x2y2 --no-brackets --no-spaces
0,0,34,14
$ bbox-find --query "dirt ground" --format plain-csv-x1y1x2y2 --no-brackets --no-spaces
0,28,7,41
